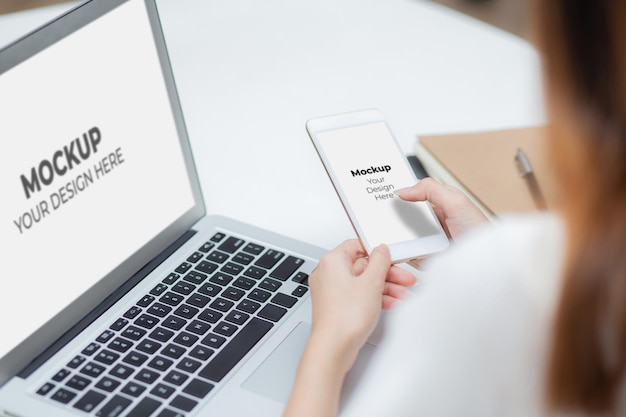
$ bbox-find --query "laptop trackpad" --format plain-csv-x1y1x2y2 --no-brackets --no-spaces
242,321,377,407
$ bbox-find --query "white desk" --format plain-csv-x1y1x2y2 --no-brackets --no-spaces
0,0,544,250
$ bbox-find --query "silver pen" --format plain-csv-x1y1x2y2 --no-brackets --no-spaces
515,148,547,210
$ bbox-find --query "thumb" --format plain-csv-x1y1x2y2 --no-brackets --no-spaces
365,244,392,282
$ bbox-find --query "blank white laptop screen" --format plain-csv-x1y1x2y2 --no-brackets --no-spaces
0,0,195,360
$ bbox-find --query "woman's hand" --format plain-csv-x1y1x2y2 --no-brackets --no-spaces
395,177,488,240
283,240,416,417
309,240,416,369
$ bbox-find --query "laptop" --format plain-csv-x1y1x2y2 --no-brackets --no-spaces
0,1,386,416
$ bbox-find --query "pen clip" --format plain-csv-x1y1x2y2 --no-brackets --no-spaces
515,148,533,177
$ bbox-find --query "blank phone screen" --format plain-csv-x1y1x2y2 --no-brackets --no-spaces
316,121,441,248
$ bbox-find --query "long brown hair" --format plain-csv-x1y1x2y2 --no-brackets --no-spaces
535,1,626,414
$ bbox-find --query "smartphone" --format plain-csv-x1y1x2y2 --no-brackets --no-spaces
306,109,449,263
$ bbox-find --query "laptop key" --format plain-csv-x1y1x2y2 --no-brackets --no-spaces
201,333,226,349
137,295,155,307
126,396,161,417
94,349,120,365
175,262,191,274
122,326,147,341
73,389,105,412
82,343,100,356
243,266,266,280
198,308,223,324
161,343,187,359
221,261,244,276
271,293,298,308
164,370,189,386
134,368,160,384
123,305,142,319
173,331,198,347
187,251,203,263
242,242,264,255
123,351,149,367
270,256,305,281
225,310,250,325
36,382,55,396
292,285,309,297
51,388,76,404
136,339,161,354
162,315,187,331
160,292,184,306
148,356,174,372
187,293,210,308
218,236,246,253
237,299,261,314
221,287,245,301
209,297,234,312
258,304,288,322
186,319,211,336
210,272,233,286
109,337,133,353
199,317,273,382
150,283,168,296
170,394,198,412
259,278,282,292
172,281,196,296
66,375,91,391
198,242,215,253
52,368,71,382
176,357,202,373
134,314,159,329
162,272,180,285
97,394,132,417
292,271,309,286
255,249,284,269
173,304,199,319
233,252,254,265
110,318,129,331
183,378,214,399
233,276,256,291
151,383,176,399
198,282,221,297
110,363,134,380
210,232,226,242
95,376,120,392
249,288,271,303
121,381,146,397
148,302,172,317
184,271,207,285
67,355,87,369
207,250,229,264
196,260,218,275
81,362,106,378
189,345,214,361
96,330,115,344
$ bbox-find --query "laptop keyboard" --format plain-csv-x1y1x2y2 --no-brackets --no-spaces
35,231,310,416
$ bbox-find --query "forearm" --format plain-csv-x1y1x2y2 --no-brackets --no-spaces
282,335,354,417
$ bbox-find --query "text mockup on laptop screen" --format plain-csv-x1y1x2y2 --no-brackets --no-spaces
0,0,195,360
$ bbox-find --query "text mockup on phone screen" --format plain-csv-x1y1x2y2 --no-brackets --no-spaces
315,121,441,249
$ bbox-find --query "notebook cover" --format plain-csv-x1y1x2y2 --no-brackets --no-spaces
417,126,553,215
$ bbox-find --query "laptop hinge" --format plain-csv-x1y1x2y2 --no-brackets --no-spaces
16,229,197,379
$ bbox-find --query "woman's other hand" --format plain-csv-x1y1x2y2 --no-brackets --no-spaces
395,177,488,240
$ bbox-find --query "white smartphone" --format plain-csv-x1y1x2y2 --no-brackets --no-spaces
306,109,449,263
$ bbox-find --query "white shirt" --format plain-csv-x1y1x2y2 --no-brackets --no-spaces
341,213,565,417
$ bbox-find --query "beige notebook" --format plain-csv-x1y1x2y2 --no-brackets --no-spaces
416,126,553,216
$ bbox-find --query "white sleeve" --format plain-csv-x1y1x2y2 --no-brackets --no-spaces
339,216,562,417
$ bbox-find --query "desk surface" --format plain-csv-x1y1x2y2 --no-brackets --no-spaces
0,0,544,250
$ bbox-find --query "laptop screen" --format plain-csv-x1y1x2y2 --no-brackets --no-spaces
0,0,199,363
